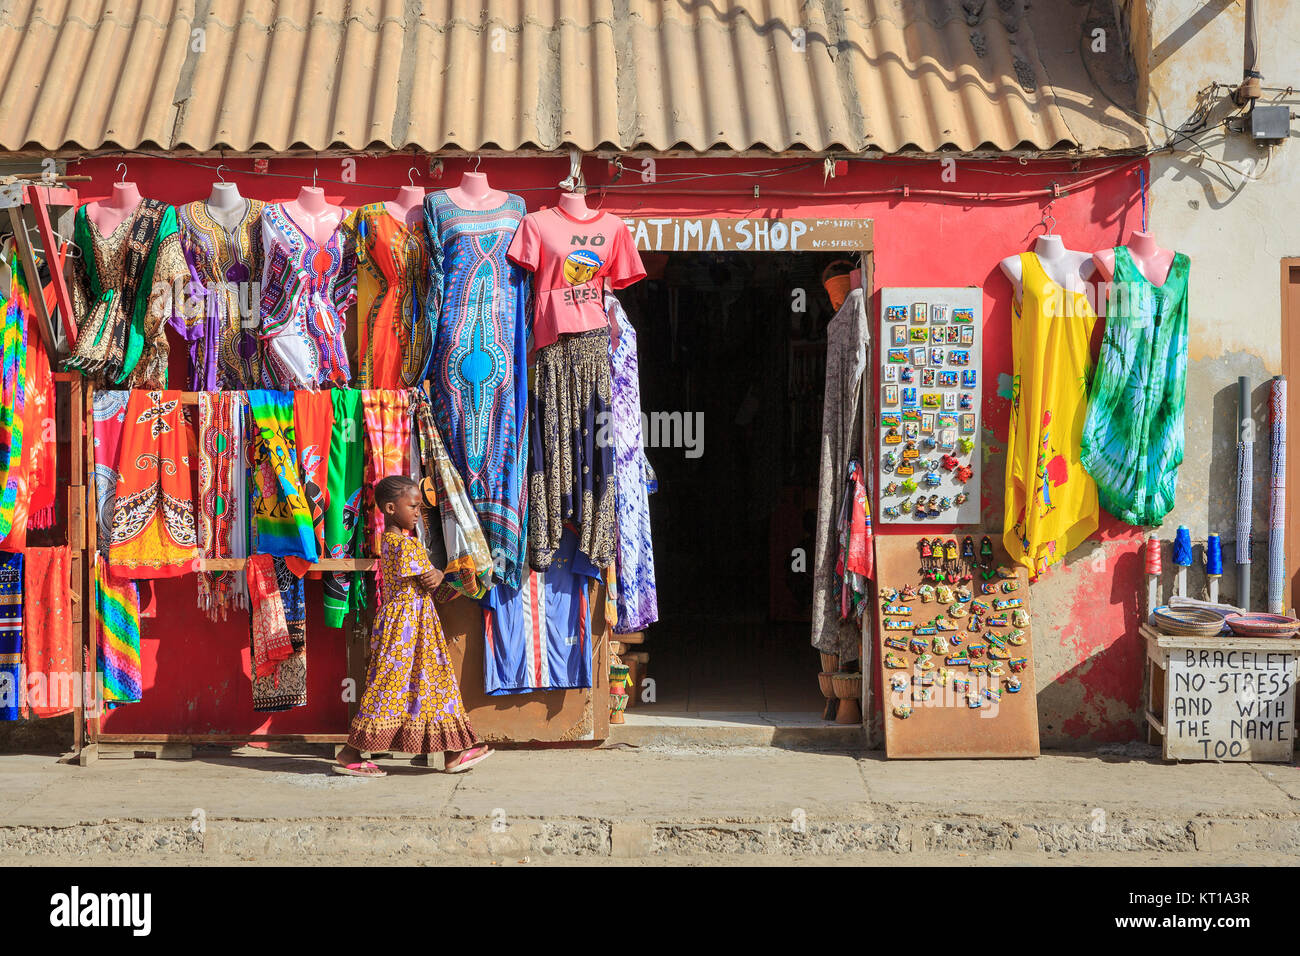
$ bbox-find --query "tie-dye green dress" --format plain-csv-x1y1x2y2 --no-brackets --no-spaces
1079,247,1190,527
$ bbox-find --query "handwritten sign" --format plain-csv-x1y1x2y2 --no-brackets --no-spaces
1166,648,1296,761
622,217,872,253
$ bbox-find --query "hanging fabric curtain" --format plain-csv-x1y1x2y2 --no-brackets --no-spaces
0,552,22,720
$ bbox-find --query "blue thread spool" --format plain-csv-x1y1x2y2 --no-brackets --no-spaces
1205,534,1223,576
1173,526,1193,567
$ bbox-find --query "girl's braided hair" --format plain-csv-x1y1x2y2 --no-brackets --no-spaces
374,475,418,509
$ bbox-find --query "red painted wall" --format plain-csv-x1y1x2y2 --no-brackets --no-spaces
71,153,1146,740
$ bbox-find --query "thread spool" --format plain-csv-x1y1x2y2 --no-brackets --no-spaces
1173,526,1192,598
1145,533,1161,620
1205,533,1223,603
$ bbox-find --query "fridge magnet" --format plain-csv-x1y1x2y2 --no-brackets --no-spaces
902,408,921,422
911,302,928,323
1012,609,1030,628
921,413,935,433
960,414,976,433
893,705,912,719
890,325,907,346
942,393,958,411
883,364,899,383
887,348,908,363
909,326,929,343
921,392,941,409
883,506,901,518
911,346,928,365
929,347,945,366
958,436,974,453
1008,630,1027,646
915,654,936,671
884,653,909,668
953,308,975,323
886,305,907,322
959,394,973,410
988,662,1005,678
902,387,918,407
921,368,936,387
890,673,908,692
949,349,970,366
937,370,958,387
959,325,974,344
945,326,960,344
1000,580,1020,593
1009,657,1029,672
883,604,912,616
895,463,914,476
900,366,914,383
881,413,901,428
939,414,958,429
903,422,919,440
930,303,948,323
1006,677,1023,693
882,385,899,405
884,429,902,445
909,637,928,655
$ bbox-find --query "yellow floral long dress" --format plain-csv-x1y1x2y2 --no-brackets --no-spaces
1004,252,1100,577
347,529,480,753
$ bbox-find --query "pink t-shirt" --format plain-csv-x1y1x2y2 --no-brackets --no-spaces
507,207,646,351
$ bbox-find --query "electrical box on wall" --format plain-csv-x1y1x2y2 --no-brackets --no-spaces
1251,105,1291,143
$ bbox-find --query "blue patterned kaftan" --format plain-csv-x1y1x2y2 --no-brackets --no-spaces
423,192,530,589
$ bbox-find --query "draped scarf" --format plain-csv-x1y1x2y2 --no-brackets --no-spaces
411,388,493,601
22,545,74,717
292,389,334,562
109,390,196,578
197,391,248,618
323,389,364,627
92,391,130,559
248,554,308,711
0,552,21,720
360,389,410,559
247,389,317,561
24,275,57,531
247,553,292,679
95,552,141,709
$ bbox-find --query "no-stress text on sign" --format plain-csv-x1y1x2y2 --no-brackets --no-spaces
1167,648,1295,762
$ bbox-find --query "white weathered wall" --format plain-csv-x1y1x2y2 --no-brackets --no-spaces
1133,0,1299,569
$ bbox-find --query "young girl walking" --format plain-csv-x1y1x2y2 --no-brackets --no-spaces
334,475,493,777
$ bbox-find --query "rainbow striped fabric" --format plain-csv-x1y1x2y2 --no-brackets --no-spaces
95,554,142,709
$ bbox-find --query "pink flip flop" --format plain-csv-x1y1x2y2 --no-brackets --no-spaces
332,761,387,777
445,745,493,774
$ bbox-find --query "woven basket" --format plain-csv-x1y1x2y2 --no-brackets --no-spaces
1152,605,1227,637
1225,613,1300,638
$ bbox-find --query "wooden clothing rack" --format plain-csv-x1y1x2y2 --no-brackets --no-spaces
76,383,379,763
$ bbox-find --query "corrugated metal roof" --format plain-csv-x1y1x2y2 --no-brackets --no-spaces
0,0,1148,155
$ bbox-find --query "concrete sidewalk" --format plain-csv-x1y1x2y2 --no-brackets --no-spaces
2,745,1300,863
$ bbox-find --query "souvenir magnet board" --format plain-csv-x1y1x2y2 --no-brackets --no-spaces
877,287,982,524
874,534,1039,758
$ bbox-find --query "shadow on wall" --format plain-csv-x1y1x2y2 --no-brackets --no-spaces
1036,545,1145,746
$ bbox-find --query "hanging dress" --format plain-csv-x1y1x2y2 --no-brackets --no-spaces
605,292,658,633
0,249,30,551
258,204,357,390
346,203,431,388
177,198,266,389
812,287,870,664
66,200,188,388
1080,248,1190,526
1004,252,1100,575
423,191,530,588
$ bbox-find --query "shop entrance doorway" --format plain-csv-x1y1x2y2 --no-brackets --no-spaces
615,250,854,721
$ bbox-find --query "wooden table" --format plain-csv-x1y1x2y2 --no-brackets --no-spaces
1142,624,1298,762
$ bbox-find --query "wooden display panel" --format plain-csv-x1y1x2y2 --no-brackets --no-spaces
874,534,1040,758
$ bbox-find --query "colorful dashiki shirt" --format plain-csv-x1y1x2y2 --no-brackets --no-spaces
1080,248,1190,527
605,293,658,633
812,288,870,664
67,199,188,388
109,390,197,579
423,191,530,588
346,203,431,388
481,530,598,695
258,204,357,389
177,198,266,389
0,552,21,720
347,528,479,753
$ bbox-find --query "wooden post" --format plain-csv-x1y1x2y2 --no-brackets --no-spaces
24,184,77,346
4,205,58,363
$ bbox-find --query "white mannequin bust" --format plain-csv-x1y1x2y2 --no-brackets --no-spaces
445,171,506,211
206,180,248,231
283,186,344,245
999,234,1096,297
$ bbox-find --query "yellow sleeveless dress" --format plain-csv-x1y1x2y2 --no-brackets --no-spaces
1004,252,1100,576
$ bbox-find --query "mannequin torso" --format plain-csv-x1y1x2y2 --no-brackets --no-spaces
385,185,426,227
1093,231,1176,286
999,234,1095,298
283,186,344,245
206,181,249,232
445,172,507,211
87,182,143,236
556,190,595,221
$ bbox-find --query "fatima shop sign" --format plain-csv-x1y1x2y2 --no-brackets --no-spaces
623,217,873,253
